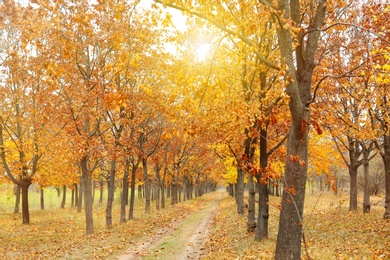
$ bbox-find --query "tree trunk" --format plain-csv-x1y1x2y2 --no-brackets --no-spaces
228,183,234,197
363,149,370,214
99,181,103,204
247,173,256,232
61,185,66,209
92,180,96,204
382,135,390,219
106,159,116,227
275,127,309,260
273,0,326,258
172,170,179,205
40,187,44,210
349,166,358,211
74,183,78,207
143,158,151,213
167,184,171,198
21,179,32,224
275,179,280,197
256,128,269,241
161,167,167,209
80,156,94,234
14,184,20,213
77,180,83,212
121,159,130,222
178,185,182,202
71,187,75,207
236,167,244,215
129,159,140,220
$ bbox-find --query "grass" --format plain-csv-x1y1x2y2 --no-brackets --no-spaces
1,184,389,259
0,183,208,260
203,190,390,259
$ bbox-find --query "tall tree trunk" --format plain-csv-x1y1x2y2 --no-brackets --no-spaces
236,167,244,215
256,129,269,241
106,159,116,227
121,159,130,222
172,168,179,205
274,0,326,258
363,148,371,214
349,166,359,211
247,173,256,232
92,181,96,204
71,188,75,207
74,183,78,208
99,181,103,204
80,156,94,235
382,135,390,218
21,179,32,224
14,184,20,214
275,126,309,260
77,180,83,213
129,158,140,220
143,158,151,213
61,185,66,209
275,179,280,197
161,167,167,209
40,187,44,210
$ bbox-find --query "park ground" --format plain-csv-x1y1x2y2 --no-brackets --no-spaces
0,187,389,259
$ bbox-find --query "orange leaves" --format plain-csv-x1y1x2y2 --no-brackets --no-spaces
289,154,306,166
284,186,295,195
311,120,323,135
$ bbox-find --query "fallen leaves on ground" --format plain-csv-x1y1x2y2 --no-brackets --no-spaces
202,191,389,259
0,197,207,260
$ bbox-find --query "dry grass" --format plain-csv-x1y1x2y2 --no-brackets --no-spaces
1,186,389,259
204,190,390,259
0,186,208,260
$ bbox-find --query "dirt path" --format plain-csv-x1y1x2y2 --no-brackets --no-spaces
117,190,224,260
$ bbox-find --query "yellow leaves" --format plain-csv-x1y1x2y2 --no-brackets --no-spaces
382,64,390,71
138,84,153,96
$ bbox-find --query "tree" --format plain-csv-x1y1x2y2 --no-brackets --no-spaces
360,2,390,219
0,1,63,224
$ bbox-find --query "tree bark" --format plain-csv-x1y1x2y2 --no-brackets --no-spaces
362,146,371,214
256,129,269,240
40,187,44,210
382,135,390,219
71,188,75,207
275,129,309,260
247,173,256,232
274,0,326,258
143,158,151,213
106,159,116,227
349,165,359,211
99,181,103,204
21,179,32,224
61,185,66,209
74,183,78,208
129,158,140,220
77,180,83,213
121,159,130,222
236,167,244,215
14,184,20,214
161,167,167,209
171,166,179,205
80,156,94,234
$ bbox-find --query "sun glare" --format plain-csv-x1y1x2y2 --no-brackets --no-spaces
195,43,211,62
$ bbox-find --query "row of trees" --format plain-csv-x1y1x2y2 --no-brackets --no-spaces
1,0,389,258
154,0,390,259
0,0,221,234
